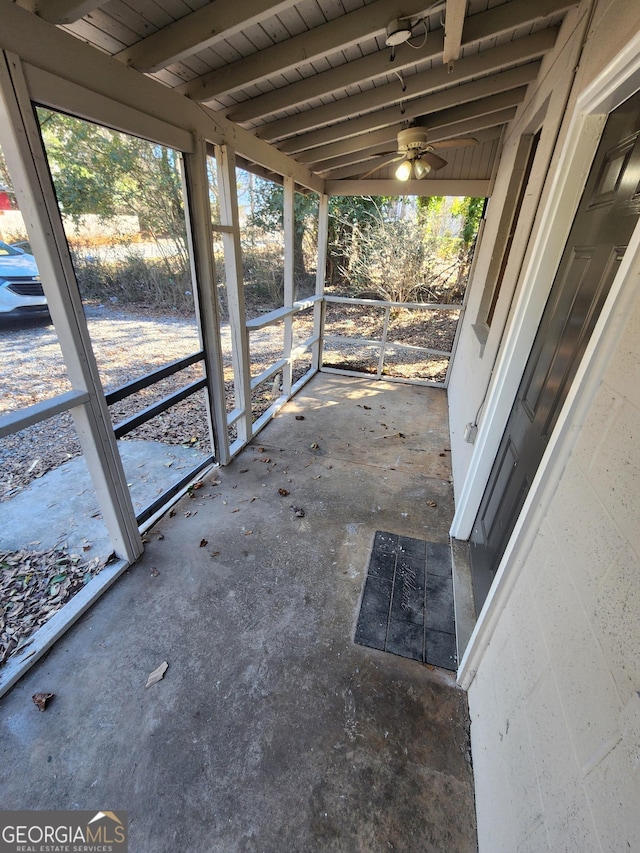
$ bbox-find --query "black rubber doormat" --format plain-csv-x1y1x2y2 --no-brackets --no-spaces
354,532,457,671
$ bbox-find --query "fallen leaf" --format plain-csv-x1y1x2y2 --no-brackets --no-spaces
239,469,249,474
146,661,168,688
150,567,160,577
278,488,290,496
309,442,319,450
32,692,54,712
427,500,437,508
291,506,305,518
295,415,305,421
199,539,208,547
244,531,253,536
211,551,220,557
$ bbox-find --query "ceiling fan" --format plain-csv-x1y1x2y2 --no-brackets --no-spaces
360,127,477,181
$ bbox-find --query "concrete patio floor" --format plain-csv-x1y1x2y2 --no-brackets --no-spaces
0,374,477,852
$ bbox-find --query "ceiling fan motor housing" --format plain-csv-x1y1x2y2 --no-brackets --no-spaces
397,127,429,156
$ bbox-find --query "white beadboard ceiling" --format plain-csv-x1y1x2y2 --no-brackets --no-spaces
15,0,577,186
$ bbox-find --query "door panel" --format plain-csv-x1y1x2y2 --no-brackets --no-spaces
471,90,640,611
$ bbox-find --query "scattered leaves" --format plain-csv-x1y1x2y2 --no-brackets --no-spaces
145,661,168,688
32,692,54,712
1,545,104,667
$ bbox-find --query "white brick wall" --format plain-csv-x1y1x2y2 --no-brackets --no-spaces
469,285,640,851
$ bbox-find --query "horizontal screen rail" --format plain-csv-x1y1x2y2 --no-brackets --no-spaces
105,351,205,406
0,390,90,439
324,295,462,312
136,454,215,526
323,335,452,358
246,295,323,330
113,377,207,439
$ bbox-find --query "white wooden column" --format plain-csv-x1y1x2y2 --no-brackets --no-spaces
0,51,141,561
282,176,295,396
215,144,252,446
314,193,329,370
181,136,230,464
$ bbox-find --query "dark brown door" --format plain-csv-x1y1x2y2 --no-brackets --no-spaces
471,90,640,611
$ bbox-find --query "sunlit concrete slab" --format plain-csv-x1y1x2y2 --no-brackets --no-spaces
0,374,477,852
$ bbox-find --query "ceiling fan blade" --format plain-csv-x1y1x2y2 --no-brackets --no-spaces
421,150,448,171
430,136,478,150
359,155,403,180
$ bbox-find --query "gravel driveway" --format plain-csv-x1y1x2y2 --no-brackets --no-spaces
0,304,305,500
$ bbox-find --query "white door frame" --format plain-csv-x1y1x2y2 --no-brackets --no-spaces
457,31,640,689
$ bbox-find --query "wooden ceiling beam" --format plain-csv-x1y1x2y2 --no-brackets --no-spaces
177,0,438,102
325,178,491,196
115,1,298,74
29,0,101,24
302,108,515,167
0,0,323,194
298,126,407,165
258,29,556,142
275,62,538,153
443,0,467,66
280,88,523,157
227,0,575,122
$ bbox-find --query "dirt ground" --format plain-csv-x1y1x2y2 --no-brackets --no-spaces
1,301,457,501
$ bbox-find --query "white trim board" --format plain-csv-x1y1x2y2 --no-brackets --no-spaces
457,29,640,690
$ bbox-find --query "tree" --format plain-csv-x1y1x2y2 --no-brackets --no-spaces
245,174,394,292
36,108,189,265
244,175,315,293
337,195,485,304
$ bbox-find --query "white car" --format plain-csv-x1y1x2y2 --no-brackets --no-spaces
0,240,48,317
